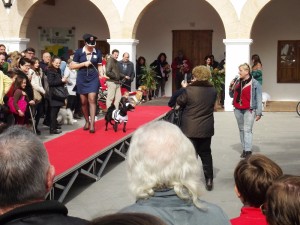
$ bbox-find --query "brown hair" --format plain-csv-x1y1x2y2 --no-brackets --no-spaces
265,175,300,225
14,75,26,91
89,213,167,225
234,154,283,207
48,55,61,70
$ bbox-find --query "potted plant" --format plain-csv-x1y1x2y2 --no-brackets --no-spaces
210,68,225,109
140,65,158,100
210,68,225,94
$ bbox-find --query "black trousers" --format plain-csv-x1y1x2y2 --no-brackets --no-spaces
175,73,184,90
43,98,51,126
50,106,60,131
189,137,213,180
34,101,43,129
67,95,77,111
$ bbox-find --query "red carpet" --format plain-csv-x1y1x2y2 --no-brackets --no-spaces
45,105,169,177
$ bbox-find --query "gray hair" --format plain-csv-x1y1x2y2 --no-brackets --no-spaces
0,125,49,207
127,121,203,208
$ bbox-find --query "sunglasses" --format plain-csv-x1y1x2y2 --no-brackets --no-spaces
260,203,267,215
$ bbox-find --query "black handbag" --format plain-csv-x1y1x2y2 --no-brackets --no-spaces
164,106,183,127
51,86,68,101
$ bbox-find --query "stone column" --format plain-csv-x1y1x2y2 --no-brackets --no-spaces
107,39,139,91
223,39,253,111
0,38,30,53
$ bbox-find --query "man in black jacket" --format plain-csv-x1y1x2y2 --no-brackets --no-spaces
0,125,88,225
118,52,135,91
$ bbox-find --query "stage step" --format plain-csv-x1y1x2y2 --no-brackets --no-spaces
264,101,298,112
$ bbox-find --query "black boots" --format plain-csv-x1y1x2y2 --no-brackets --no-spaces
205,178,213,191
50,129,62,134
240,151,252,158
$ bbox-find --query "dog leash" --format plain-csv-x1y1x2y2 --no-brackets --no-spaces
85,52,102,76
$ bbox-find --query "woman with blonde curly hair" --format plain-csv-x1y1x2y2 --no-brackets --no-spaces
121,121,229,225
177,65,217,191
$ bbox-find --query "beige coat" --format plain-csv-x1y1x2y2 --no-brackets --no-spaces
0,71,12,104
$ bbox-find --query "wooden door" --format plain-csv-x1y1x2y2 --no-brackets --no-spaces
172,30,212,91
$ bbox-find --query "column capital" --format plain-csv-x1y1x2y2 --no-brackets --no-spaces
223,39,253,45
0,38,30,52
107,39,139,46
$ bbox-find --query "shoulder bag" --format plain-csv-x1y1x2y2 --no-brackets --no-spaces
164,106,183,127
51,86,69,101
7,95,28,114
33,89,42,103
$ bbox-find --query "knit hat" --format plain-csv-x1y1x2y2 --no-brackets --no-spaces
192,65,211,81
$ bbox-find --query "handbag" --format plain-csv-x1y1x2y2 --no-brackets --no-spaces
7,96,28,114
33,89,42,103
51,86,69,101
164,106,183,127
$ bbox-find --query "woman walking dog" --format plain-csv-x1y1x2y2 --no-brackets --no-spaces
70,33,103,133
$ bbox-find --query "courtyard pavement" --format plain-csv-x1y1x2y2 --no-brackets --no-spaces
39,98,300,221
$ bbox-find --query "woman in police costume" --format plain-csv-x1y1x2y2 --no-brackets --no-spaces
70,33,103,133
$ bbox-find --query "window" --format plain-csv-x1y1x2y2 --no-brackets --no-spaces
277,40,300,83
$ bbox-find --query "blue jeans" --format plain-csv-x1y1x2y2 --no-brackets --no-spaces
234,109,256,152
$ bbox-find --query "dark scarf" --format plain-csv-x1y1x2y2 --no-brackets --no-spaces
235,75,252,104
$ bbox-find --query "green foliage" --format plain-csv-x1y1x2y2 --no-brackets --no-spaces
140,65,158,90
210,68,225,94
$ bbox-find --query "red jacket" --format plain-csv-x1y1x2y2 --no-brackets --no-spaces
230,207,267,225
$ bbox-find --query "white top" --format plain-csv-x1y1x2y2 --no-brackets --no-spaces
64,65,77,96
29,68,45,95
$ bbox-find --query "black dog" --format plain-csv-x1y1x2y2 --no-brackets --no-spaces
105,99,135,132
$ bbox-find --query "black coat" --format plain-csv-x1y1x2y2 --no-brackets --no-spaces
0,200,88,225
150,60,169,80
176,80,217,138
46,68,66,107
118,60,135,82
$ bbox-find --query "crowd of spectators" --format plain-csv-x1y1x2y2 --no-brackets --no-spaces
0,45,83,135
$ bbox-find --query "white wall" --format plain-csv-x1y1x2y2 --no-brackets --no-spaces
135,0,225,96
251,0,300,101
26,0,109,58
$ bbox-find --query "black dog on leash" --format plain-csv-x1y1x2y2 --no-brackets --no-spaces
105,99,135,132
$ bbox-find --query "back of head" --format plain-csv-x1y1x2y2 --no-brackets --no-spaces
251,54,262,66
192,65,211,81
90,213,167,225
265,175,300,225
0,125,49,207
234,154,283,207
127,121,202,206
